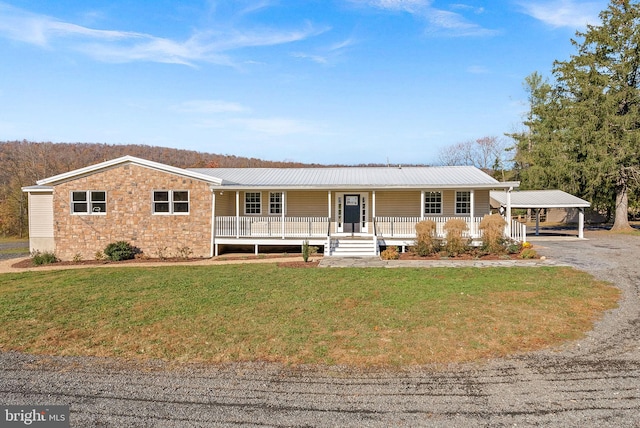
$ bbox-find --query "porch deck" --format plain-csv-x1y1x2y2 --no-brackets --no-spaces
214,216,527,256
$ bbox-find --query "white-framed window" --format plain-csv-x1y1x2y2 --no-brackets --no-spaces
456,191,471,215
245,192,261,215
153,190,189,214
424,191,442,215
71,191,106,214
269,192,284,215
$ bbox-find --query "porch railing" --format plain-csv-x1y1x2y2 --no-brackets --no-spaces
374,216,527,242
374,216,484,239
216,216,330,238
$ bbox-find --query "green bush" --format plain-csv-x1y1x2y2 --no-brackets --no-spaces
520,248,538,259
31,251,58,266
103,241,137,261
302,240,318,262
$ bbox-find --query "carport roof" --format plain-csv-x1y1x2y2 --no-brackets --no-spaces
490,190,591,209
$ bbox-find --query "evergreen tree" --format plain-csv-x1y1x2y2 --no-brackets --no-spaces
513,0,640,230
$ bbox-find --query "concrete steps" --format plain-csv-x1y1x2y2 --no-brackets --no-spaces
329,238,378,257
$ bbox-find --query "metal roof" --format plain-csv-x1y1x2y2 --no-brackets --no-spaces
189,166,518,190
490,190,591,208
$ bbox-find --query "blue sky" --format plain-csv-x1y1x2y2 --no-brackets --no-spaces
0,0,608,165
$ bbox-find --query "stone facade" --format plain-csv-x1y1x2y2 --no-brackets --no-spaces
53,163,213,261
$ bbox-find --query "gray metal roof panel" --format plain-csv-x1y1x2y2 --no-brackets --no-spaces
490,190,591,208
188,166,513,188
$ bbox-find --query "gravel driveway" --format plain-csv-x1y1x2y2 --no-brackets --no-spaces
1,231,639,427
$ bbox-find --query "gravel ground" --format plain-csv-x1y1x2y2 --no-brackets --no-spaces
1,231,639,427
0,241,28,261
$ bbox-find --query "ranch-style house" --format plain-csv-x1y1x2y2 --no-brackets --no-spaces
22,156,523,259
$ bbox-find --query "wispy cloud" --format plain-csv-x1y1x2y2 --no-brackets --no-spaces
517,0,604,28
173,100,250,114
176,98,316,136
292,37,356,65
467,65,489,74
0,2,326,66
346,0,498,36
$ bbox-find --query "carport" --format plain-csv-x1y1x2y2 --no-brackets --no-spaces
490,190,591,239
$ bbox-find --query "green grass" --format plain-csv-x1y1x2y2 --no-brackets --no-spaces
0,265,619,366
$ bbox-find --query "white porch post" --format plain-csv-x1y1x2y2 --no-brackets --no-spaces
235,191,240,239
281,192,285,239
579,207,585,239
506,187,513,239
327,191,332,219
372,190,376,221
210,190,216,257
470,189,475,237
420,190,425,220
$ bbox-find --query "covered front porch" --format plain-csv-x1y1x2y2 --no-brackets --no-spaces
213,215,526,256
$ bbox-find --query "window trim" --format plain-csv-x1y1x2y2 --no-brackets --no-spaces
423,191,443,215
455,191,471,215
153,190,190,215
244,191,262,215
268,191,285,216
71,190,106,215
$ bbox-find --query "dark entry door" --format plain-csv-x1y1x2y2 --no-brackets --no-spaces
344,194,360,233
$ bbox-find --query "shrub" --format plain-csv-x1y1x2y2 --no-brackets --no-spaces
506,241,522,254
443,218,470,255
94,250,106,261
302,240,318,262
520,248,538,259
411,220,440,256
380,246,399,260
31,251,58,266
103,241,137,261
175,246,193,259
479,214,507,254
72,253,83,263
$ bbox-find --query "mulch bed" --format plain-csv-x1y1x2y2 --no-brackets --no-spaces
11,254,314,269
397,252,531,261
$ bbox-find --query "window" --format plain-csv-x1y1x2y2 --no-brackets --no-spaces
153,190,189,214
245,192,261,215
71,191,106,214
269,192,283,215
424,191,442,215
456,191,471,215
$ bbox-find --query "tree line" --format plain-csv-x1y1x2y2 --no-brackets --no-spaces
0,140,317,237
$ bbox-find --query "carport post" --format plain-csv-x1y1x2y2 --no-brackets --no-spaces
506,187,512,239
535,208,540,236
579,208,585,239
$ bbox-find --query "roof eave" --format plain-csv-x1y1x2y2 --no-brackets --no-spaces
36,156,222,186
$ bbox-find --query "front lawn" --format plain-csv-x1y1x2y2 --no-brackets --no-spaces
0,264,619,366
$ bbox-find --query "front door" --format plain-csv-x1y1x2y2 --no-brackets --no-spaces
344,194,360,233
